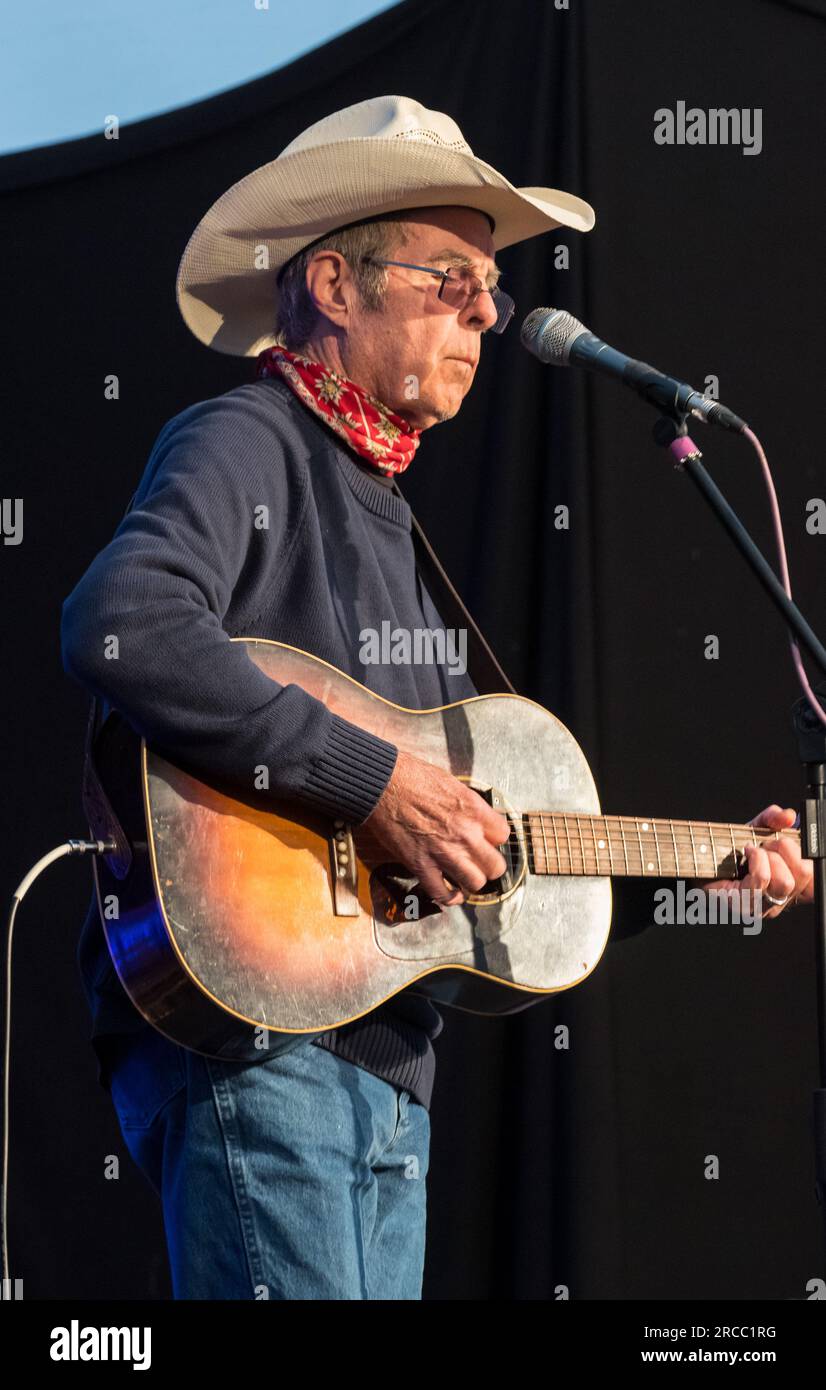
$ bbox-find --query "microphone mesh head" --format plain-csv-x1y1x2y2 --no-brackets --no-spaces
520,307,586,365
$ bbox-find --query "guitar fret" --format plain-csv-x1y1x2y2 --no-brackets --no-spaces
591,817,599,875
565,816,573,875
551,815,560,873
575,814,586,876
604,816,614,875
636,818,646,873
687,820,698,877
653,821,662,875
619,818,629,875
670,819,679,876
540,813,550,876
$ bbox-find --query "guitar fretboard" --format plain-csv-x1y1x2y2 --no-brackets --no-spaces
520,813,799,879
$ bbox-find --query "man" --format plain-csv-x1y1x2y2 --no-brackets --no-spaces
61,95,813,1301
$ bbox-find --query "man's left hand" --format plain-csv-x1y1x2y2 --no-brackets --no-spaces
702,804,814,919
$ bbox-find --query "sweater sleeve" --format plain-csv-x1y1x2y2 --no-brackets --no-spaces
60,392,398,824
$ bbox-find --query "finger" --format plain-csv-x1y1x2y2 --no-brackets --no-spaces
750,804,796,830
754,838,812,906
436,820,507,884
743,845,796,915
756,845,795,900
477,806,511,845
470,833,508,881
430,850,488,897
418,867,465,907
484,846,509,879
743,844,771,894
427,833,506,900
465,789,509,837
448,856,491,895
766,827,814,903
764,834,809,887
762,852,797,901
739,848,770,912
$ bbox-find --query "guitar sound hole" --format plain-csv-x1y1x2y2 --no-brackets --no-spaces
462,783,520,902
369,818,520,923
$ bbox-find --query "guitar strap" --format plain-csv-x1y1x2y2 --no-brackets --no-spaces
393,481,517,697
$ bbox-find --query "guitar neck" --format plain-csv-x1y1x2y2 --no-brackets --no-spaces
522,813,800,880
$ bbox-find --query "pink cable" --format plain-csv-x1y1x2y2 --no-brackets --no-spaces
741,426,826,728
669,429,826,727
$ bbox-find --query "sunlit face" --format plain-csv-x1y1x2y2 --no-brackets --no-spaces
304,206,502,430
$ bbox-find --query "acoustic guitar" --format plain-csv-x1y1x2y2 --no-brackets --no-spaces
88,638,799,1057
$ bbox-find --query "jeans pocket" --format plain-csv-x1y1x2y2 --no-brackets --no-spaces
108,1026,188,1131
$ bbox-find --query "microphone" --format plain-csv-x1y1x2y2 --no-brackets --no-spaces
520,307,747,433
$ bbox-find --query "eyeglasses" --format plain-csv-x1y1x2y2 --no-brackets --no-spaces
361,257,515,334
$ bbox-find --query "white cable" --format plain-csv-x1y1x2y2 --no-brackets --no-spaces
2,839,114,1285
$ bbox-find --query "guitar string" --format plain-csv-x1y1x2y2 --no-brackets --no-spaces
492,821,792,879
358,820,799,878
512,819,798,876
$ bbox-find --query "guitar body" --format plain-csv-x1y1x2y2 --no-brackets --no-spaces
92,639,611,1056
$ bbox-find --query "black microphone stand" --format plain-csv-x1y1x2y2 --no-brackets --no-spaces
653,413,826,1266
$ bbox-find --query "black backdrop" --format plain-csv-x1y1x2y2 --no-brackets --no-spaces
2,0,825,1300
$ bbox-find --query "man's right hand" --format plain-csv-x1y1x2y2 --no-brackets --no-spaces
361,749,510,907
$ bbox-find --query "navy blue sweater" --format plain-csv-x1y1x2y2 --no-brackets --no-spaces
61,373,478,1110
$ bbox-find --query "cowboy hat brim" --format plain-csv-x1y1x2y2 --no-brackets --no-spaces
175,138,596,357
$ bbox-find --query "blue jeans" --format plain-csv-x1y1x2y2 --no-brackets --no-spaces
106,1025,431,1299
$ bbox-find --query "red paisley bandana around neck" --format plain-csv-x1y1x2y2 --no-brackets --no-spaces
256,345,422,475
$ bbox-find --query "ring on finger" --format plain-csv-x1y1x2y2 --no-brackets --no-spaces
762,887,791,908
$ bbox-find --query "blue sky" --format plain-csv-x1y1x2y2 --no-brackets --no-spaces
0,0,397,155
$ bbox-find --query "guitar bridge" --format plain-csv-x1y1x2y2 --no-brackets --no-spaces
329,820,360,916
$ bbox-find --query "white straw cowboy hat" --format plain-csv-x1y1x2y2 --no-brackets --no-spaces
175,94,596,358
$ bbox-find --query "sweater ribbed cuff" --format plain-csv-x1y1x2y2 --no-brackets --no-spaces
301,713,398,824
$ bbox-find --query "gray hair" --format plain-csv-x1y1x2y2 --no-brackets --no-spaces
272,212,414,352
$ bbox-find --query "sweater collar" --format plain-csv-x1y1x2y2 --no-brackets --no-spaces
258,374,411,528
335,449,411,527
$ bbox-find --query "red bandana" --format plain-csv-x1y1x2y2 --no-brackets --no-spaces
255,345,422,475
